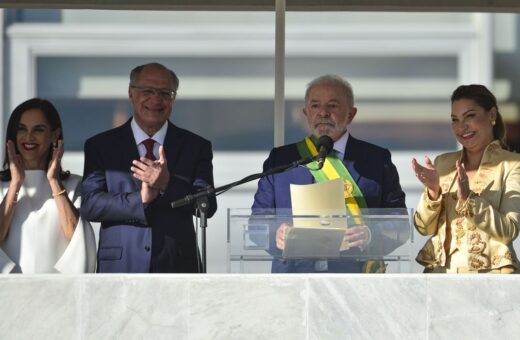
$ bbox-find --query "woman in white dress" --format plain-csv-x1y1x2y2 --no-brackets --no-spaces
0,98,96,273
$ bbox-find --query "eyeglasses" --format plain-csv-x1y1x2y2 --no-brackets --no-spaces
130,85,176,100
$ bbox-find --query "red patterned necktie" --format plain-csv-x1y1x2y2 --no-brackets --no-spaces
142,138,156,160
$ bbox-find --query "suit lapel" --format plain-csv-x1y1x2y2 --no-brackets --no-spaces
117,119,141,164
439,151,460,195
163,122,183,168
115,119,141,187
342,135,362,184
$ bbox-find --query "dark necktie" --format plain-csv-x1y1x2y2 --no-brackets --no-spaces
142,138,156,160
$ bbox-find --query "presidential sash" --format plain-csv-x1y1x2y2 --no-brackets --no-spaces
296,135,386,273
296,135,367,212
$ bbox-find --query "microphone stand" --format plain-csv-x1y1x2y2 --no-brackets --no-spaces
171,155,317,273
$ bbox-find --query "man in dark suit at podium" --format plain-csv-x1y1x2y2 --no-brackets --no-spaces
81,62,216,273
252,75,406,273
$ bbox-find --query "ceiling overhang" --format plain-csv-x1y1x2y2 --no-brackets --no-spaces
0,0,519,12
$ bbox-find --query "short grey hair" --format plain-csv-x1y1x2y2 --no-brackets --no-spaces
305,75,354,105
129,62,179,91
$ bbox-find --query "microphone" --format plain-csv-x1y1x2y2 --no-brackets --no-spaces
315,135,333,170
171,179,214,209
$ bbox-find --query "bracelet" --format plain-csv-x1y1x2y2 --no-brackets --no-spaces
52,189,67,198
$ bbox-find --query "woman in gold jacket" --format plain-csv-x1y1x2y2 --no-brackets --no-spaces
412,84,520,273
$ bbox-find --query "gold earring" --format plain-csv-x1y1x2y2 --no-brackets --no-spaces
491,120,496,126
52,142,57,148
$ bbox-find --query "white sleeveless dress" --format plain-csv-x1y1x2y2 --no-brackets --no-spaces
0,170,96,273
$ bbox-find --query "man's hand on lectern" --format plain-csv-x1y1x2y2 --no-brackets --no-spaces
276,223,291,250
343,225,371,250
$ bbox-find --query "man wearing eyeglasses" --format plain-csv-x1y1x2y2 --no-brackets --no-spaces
252,74,406,273
81,62,216,273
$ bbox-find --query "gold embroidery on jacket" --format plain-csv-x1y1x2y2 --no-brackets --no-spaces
469,254,490,270
436,237,445,265
492,255,501,266
493,251,515,266
455,217,465,247
416,141,519,272
468,233,486,254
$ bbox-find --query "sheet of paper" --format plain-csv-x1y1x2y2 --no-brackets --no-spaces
290,178,347,230
282,227,344,259
290,177,346,218
288,178,349,253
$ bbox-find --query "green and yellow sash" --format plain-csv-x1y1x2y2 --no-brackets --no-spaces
296,135,386,273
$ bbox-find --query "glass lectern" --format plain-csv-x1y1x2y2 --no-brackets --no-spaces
228,208,414,273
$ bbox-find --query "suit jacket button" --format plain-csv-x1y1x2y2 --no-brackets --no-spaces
144,246,151,252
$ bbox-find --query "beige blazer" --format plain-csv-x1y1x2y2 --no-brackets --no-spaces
415,141,520,272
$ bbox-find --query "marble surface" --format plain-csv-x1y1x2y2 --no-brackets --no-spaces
308,275,427,340
428,275,520,339
1,274,519,339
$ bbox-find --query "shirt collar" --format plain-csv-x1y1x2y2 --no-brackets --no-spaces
131,118,168,145
333,131,349,157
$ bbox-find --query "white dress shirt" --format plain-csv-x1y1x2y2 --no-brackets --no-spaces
131,118,168,159
315,131,350,272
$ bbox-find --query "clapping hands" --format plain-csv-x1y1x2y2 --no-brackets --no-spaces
131,145,170,204
412,156,441,200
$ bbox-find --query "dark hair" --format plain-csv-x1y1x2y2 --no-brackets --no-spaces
451,84,508,150
0,98,70,181
129,62,179,91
